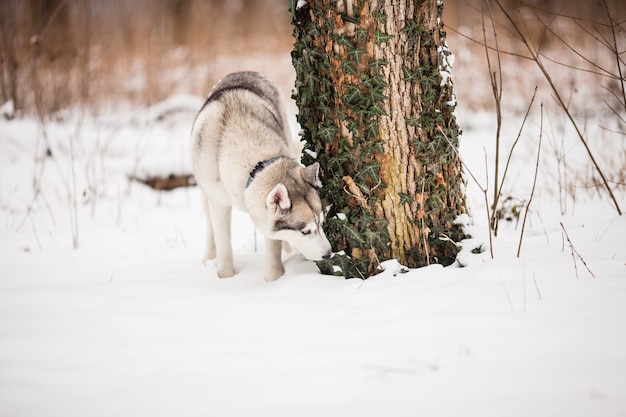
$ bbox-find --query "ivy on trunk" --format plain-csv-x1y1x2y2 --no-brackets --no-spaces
290,0,467,278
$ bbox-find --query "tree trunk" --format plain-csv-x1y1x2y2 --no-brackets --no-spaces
291,0,466,278
0,1,20,111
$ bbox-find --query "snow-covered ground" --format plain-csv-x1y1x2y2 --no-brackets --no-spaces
1,88,625,416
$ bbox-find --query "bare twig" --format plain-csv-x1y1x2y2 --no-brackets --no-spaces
499,87,537,195
537,18,616,78
603,98,626,125
68,120,81,250
494,0,622,216
438,126,494,259
560,222,597,279
533,273,542,300
524,3,611,26
446,26,531,60
534,3,626,126
602,0,626,117
537,51,621,80
517,103,543,257
448,22,620,82
482,0,504,236
493,86,538,234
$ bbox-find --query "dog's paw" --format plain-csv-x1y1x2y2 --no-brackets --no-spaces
202,255,215,265
202,250,216,263
265,266,285,282
217,267,236,278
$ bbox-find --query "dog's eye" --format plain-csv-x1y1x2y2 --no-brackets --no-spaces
301,229,311,236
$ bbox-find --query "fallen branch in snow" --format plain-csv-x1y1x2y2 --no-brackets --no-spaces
560,222,596,279
129,173,196,191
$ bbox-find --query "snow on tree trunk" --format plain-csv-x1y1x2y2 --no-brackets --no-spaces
291,0,466,278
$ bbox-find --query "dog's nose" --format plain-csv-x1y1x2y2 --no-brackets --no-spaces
322,251,332,260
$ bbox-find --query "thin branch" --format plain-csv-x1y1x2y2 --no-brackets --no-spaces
599,125,626,136
493,86,538,235
438,126,494,259
538,52,621,80
482,0,504,236
573,19,613,50
538,18,617,78
560,222,597,279
446,26,532,60
602,0,626,116
493,0,622,216
498,87,538,198
603,99,626,125
602,84,626,107
593,24,615,53
517,103,543,257
533,274,543,300
574,180,626,188
522,4,613,27
482,148,494,259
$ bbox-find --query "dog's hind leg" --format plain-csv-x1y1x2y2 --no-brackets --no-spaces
265,238,285,281
201,194,216,263
208,201,235,278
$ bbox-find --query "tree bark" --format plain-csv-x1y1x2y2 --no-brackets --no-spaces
291,0,466,277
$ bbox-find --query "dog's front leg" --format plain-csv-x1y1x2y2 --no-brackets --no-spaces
209,202,235,278
201,195,216,262
265,238,284,281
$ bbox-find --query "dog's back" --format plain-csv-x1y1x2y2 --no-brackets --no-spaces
191,72,292,209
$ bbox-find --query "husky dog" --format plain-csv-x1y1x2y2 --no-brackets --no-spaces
191,71,332,281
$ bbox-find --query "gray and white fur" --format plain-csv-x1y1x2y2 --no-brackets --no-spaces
191,71,332,281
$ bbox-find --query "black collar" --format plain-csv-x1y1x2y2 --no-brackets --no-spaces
246,157,282,188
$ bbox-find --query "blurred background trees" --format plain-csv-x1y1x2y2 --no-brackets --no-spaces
1,0,623,119
0,0,293,116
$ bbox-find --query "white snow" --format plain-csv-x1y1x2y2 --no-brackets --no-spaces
1,93,625,417
440,70,452,87
304,148,318,159
445,94,458,107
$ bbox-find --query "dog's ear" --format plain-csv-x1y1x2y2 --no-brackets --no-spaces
266,183,291,211
302,162,322,189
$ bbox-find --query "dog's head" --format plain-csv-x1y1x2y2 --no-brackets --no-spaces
263,162,332,261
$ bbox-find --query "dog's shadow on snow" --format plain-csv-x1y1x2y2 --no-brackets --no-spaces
199,250,323,284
